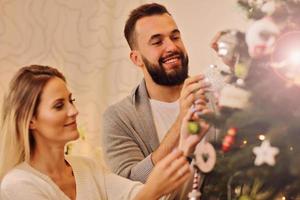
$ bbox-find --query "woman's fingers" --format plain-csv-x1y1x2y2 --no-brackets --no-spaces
173,161,190,180
157,149,183,169
167,165,192,193
162,156,191,191
166,156,189,176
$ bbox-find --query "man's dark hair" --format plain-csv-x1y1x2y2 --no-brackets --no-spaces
124,3,171,49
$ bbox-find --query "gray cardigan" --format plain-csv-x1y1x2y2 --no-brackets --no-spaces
102,79,217,184
102,79,159,183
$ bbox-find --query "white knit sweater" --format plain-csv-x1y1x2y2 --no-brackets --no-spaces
0,155,143,200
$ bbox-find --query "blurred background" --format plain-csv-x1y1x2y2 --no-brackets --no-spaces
0,0,247,146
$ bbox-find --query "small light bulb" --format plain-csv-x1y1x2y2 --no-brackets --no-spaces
209,64,217,69
258,134,265,141
218,42,229,56
289,51,300,65
218,48,228,56
236,78,245,86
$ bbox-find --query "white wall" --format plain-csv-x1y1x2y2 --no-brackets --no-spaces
0,0,248,146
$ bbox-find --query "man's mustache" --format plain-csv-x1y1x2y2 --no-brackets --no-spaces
159,51,183,64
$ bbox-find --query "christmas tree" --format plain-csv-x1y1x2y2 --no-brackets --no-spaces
194,1,300,199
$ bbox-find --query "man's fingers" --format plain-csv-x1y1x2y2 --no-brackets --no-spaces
194,98,208,106
194,91,209,102
183,109,194,123
183,75,205,88
181,81,210,99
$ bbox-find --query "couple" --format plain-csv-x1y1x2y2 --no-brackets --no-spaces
0,3,212,200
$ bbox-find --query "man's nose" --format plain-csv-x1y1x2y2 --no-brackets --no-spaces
164,38,177,52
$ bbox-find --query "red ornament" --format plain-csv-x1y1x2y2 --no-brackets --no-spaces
222,128,237,152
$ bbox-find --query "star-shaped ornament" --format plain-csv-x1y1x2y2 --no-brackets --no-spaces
253,140,279,166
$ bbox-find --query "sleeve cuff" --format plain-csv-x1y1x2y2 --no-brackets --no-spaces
129,154,154,183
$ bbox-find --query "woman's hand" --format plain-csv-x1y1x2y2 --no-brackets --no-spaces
137,150,191,200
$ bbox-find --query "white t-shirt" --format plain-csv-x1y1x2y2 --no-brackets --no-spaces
150,99,179,142
0,155,142,200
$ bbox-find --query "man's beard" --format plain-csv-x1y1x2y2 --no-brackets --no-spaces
142,51,189,86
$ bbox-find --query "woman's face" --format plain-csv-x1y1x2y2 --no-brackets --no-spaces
30,77,79,146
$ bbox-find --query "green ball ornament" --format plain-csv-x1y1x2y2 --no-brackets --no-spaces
239,195,252,200
188,121,201,134
235,63,249,79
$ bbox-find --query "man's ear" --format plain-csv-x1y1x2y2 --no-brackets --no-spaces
130,50,144,68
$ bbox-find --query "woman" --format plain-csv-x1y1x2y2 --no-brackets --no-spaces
0,65,208,200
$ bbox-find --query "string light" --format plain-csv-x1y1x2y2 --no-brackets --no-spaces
236,78,245,86
289,50,300,66
271,31,300,86
258,134,265,141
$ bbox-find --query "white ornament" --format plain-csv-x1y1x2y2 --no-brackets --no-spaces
248,0,264,7
253,140,279,166
261,1,276,15
195,142,216,173
246,17,279,58
204,64,229,94
219,84,251,109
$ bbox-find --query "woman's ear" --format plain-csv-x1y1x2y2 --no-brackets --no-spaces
130,50,144,68
29,117,36,130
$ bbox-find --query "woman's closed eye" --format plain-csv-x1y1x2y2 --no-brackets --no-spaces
53,94,75,110
54,102,64,110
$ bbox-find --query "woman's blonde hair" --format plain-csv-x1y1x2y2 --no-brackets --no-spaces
0,65,65,180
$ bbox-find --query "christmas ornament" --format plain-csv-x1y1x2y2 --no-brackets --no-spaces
248,0,276,15
246,17,279,58
222,128,237,152
195,142,216,173
234,62,249,79
204,64,229,94
188,169,202,200
216,30,240,67
211,30,247,69
238,0,281,19
253,140,279,166
218,85,251,109
260,1,276,15
188,121,201,135
239,195,253,200
248,0,265,8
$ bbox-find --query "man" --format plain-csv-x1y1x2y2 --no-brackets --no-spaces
102,3,211,185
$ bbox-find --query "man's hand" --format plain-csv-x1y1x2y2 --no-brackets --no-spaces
178,74,211,121
179,109,211,156
151,74,211,165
